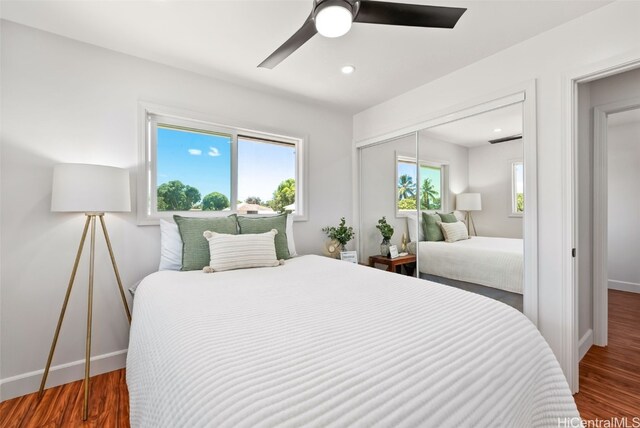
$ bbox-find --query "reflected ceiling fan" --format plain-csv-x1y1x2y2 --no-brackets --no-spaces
259,0,466,69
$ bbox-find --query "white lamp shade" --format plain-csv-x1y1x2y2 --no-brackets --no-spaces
51,163,131,213
456,193,482,211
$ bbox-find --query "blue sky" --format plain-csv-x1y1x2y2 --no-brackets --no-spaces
397,162,441,198
157,127,295,203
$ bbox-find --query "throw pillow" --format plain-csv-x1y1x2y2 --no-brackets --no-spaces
439,221,470,243
422,212,444,241
203,230,281,272
174,215,238,271
237,213,290,260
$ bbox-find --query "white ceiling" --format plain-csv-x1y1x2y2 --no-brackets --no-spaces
421,103,522,147
1,0,612,113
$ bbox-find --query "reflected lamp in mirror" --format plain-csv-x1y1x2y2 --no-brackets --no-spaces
44,163,132,421
456,193,482,236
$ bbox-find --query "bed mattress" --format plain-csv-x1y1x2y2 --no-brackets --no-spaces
127,255,576,427
414,237,523,294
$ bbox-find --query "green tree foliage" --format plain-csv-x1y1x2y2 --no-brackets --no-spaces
516,193,524,213
202,192,230,211
397,198,417,210
244,196,264,205
397,174,416,200
269,178,295,213
421,178,440,210
157,180,201,211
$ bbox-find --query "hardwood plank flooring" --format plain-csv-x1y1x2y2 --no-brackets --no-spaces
2,289,637,426
0,369,129,428
574,289,640,420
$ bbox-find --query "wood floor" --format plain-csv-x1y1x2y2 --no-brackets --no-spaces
2,289,637,427
574,289,640,420
0,369,129,428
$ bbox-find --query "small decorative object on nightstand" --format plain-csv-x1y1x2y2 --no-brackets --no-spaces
322,217,355,252
369,254,417,276
376,216,394,257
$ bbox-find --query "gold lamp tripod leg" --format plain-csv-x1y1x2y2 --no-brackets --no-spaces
39,214,132,422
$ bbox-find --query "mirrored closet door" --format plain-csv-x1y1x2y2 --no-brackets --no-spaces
416,102,525,311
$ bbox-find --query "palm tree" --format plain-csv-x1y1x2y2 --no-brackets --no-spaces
397,174,416,200
421,178,440,209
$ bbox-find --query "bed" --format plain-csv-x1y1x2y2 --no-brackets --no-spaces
411,237,523,294
127,255,576,427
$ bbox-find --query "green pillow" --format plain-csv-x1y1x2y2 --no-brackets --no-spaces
174,215,238,271
439,212,458,223
237,214,290,260
422,212,444,241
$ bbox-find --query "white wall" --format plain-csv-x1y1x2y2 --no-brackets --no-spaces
576,67,640,340
353,1,640,380
467,140,523,239
607,119,640,293
0,21,353,399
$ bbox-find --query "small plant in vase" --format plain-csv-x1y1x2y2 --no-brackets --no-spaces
376,216,394,257
322,217,355,256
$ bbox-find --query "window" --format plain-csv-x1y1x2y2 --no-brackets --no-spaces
139,104,305,224
511,161,524,216
396,156,447,214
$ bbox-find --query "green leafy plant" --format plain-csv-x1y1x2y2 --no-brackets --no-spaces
322,217,355,247
376,216,394,242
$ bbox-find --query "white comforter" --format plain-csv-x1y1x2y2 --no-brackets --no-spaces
415,237,523,294
127,255,577,427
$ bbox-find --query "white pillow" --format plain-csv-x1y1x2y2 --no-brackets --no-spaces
159,219,182,271
285,214,297,257
203,229,281,272
439,221,469,243
406,215,424,243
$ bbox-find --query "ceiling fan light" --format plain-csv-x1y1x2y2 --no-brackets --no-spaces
315,4,353,38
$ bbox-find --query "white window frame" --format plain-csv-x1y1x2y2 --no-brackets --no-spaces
510,159,524,217
137,102,306,225
395,153,449,217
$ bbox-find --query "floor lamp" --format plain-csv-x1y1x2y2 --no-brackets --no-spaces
456,193,482,236
39,163,132,421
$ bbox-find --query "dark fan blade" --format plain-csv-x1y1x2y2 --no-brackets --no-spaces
354,1,466,29
258,15,317,69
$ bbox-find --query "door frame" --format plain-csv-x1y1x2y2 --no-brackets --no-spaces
592,97,640,347
560,50,640,393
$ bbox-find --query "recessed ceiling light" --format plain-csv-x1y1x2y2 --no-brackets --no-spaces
493,128,502,132
341,65,356,74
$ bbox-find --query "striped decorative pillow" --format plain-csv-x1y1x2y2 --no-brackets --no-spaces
438,221,470,243
202,229,281,272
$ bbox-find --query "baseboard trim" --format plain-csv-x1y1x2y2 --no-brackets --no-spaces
579,329,594,361
608,279,640,294
0,349,127,402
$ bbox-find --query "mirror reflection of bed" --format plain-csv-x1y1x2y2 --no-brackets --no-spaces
413,103,524,311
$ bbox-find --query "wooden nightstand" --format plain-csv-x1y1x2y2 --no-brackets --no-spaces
368,254,417,276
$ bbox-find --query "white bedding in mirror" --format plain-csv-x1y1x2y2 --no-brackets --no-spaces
412,236,523,294
127,255,574,427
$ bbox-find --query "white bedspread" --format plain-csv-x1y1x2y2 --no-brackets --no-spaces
415,237,523,294
127,255,577,427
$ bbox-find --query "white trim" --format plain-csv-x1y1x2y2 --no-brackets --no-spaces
395,153,450,216
354,81,538,326
0,349,127,402
593,97,640,347
578,329,593,361
561,48,640,394
608,280,640,294
137,101,308,225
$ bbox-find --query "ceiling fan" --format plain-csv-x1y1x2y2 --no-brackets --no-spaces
258,0,467,69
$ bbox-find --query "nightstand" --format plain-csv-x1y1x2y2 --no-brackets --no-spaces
368,254,417,276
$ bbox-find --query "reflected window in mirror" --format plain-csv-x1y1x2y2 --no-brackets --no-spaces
396,156,448,215
511,161,524,217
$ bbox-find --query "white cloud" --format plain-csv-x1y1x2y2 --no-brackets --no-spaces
188,149,202,156
208,147,220,157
